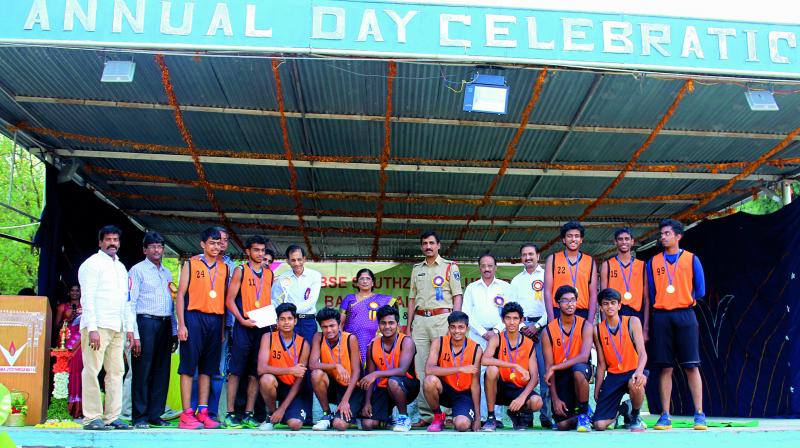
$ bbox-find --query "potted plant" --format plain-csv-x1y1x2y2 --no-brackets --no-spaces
4,391,27,427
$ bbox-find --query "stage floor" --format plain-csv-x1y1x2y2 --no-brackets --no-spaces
3,417,799,448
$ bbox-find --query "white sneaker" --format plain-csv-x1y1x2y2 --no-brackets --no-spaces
393,415,411,432
258,421,274,431
312,415,332,431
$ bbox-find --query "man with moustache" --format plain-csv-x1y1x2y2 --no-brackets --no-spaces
78,225,133,430
407,231,463,426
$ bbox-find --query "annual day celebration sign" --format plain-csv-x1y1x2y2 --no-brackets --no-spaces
1,0,800,78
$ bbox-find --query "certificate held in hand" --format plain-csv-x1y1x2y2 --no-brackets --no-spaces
247,304,277,328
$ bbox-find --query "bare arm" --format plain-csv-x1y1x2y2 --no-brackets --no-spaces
587,260,598,323
452,294,463,312
308,333,325,371
225,267,248,325
599,260,609,290
470,347,483,429
277,340,310,413
543,255,554,321
593,327,606,402
176,262,190,341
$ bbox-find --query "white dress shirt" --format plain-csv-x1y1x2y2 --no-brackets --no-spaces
128,258,176,339
78,250,131,333
462,276,510,348
508,265,547,328
271,267,322,315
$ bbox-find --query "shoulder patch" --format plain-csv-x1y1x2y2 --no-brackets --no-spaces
452,271,461,281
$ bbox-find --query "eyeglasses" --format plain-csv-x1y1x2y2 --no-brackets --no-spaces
146,244,164,250
358,277,373,282
558,298,578,304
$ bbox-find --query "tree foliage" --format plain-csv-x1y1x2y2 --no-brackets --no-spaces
0,135,44,295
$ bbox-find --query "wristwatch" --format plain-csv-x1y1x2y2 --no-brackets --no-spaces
533,323,543,331
491,328,500,335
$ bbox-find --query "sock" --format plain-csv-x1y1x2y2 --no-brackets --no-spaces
631,408,640,417
487,411,496,419
578,402,589,415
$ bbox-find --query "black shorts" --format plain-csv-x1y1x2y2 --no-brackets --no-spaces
366,376,420,422
552,308,590,320
593,369,649,422
619,306,644,323
496,379,539,407
551,363,592,423
276,380,309,423
228,323,269,377
440,382,475,421
651,308,700,367
178,311,223,376
327,380,365,423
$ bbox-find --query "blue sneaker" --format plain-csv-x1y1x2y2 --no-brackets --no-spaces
654,413,672,430
576,413,591,432
693,411,708,430
393,414,411,432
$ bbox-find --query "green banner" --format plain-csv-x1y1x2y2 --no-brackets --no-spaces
272,261,523,327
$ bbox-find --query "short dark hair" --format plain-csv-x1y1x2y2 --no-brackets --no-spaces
285,244,305,258
613,227,633,240
214,226,228,236
447,310,469,325
98,225,122,241
420,231,440,244
519,243,539,254
598,288,621,304
200,227,222,242
555,285,578,302
376,305,399,322
560,221,585,238
142,231,165,248
478,252,496,265
244,235,268,250
275,302,297,318
501,301,524,319
264,248,276,260
355,268,376,291
660,219,685,236
316,307,341,325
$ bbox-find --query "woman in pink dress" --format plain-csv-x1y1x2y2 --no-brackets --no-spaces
339,269,395,365
54,284,83,418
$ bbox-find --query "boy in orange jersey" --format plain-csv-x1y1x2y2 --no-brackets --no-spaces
223,235,273,428
309,307,364,431
358,305,420,432
592,288,648,432
646,219,707,430
423,311,483,432
544,221,598,321
481,302,543,431
542,285,594,432
257,302,310,431
176,227,229,429
600,227,650,338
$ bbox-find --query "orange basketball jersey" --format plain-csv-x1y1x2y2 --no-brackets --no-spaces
605,257,645,312
369,333,416,387
320,332,355,386
551,251,595,309
437,335,479,392
497,331,535,388
268,331,306,385
239,263,273,317
547,316,586,365
186,256,228,314
650,250,696,310
597,316,639,374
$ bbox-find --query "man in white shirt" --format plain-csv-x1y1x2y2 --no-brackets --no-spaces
271,244,321,424
462,253,509,419
78,225,133,431
508,243,553,429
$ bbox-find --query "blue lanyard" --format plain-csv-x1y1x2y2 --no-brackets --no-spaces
381,334,399,370
605,319,624,368
663,250,683,287
200,256,219,292
246,263,265,307
325,332,342,365
615,256,633,293
449,338,466,387
279,332,298,364
558,317,576,361
503,331,521,365
564,250,582,288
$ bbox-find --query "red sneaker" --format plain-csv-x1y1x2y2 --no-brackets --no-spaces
178,409,203,430
427,412,446,432
196,408,221,429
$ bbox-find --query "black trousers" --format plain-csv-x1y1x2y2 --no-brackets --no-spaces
132,315,173,423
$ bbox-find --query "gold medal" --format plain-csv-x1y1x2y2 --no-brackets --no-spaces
623,291,632,301
510,372,517,380
666,284,676,294
209,290,217,299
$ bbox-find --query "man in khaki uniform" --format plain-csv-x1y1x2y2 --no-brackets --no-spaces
408,231,463,426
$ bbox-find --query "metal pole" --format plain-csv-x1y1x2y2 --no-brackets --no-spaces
7,131,17,203
783,181,793,205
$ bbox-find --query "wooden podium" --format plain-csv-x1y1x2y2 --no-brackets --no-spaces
0,296,52,424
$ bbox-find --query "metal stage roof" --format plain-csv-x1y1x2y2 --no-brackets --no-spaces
1,46,799,260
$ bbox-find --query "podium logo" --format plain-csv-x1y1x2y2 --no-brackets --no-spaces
0,341,28,367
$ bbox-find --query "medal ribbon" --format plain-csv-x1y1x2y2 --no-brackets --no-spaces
615,256,633,295
449,338,466,388
663,250,683,289
432,276,445,301
564,250,582,288
200,256,219,296
246,262,265,308
605,319,624,369
326,332,342,365
382,334,399,370
279,332,298,364
558,317,576,361
503,331,520,366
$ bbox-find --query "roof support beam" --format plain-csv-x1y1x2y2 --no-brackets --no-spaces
16,95,798,142
54,149,780,182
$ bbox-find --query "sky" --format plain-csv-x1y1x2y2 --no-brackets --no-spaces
383,0,800,25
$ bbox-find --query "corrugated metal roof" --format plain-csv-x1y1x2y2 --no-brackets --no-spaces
0,46,797,260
